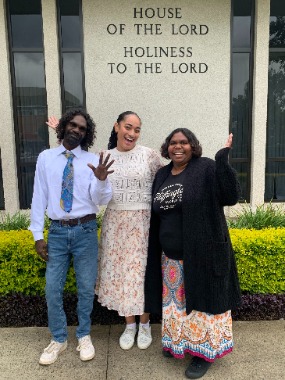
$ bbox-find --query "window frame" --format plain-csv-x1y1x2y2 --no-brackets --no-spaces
265,12,285,202
6,0,48,209
229,0,255,202
0,149,5,210
56,0,86,114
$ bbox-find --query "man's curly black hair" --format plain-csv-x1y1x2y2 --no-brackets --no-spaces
56,108,96,149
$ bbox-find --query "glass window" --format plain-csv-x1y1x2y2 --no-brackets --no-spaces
265,2,285,201
231,53,250,159
11,15,43,48
231,0,254,202
269,12,285,48
61,15,81,49
232,0,252,48
14,52,49,162
62,53,84,109
9,0,43,48
0,150,5,210
59,0,82,48
14,53,45,89
7,0,48,209
233,17,251,48
265,162,285,201
270,2,285,17
231,162,249,202
267,54,285,158
57,0,85,112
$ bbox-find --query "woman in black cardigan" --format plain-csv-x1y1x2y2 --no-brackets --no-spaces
144,128,241,379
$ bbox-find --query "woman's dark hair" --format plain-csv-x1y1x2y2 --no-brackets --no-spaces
107,111,141,149
160,128,202,159
56,108,96,149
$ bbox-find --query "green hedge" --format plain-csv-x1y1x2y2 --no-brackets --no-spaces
230,228,285,293
0,230,76,295
0,228,284,295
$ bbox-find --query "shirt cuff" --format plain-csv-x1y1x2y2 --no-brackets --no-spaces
32,231,44,241
93,177,110,187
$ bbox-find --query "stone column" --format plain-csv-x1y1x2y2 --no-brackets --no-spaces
250,0,270,206
0,1,19,213
42,0,62,147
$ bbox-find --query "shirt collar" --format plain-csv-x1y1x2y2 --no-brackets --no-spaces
56,143,82,158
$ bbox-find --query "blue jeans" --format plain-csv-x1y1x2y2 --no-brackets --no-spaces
46,220,98,342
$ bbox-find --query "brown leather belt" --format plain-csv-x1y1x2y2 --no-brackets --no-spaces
51,213,96,226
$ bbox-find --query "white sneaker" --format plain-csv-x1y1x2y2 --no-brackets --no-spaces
39,340,67,365
119,325,137,350
76,335,95,361
137,325,152,350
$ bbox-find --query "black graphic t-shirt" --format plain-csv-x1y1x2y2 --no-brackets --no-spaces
153,171,185,260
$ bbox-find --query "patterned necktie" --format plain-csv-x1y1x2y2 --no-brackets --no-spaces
60,151,75,213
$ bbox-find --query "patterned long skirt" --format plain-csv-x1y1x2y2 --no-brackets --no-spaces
162,254,233,362
96,208,150,317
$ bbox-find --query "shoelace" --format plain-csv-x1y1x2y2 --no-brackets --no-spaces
44,341,61,353
139,327,151,341
122,328,136,339
77,336,91,350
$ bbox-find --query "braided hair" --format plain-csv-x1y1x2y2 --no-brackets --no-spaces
107,111,141,149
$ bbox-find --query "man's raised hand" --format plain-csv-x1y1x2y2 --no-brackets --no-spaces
87,152,114,181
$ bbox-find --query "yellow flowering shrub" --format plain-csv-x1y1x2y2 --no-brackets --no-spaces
0,229,101,295
0,228,284,295
0,230,45,295
230,228,285,293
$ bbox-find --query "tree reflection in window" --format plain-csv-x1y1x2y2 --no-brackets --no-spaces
230,0,254,202
265,7,285,201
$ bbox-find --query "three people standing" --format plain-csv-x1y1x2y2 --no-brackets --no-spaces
34,111,241,380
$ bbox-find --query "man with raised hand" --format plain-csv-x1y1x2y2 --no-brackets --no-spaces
29,108,114,365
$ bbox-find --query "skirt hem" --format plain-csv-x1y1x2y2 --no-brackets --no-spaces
162,346,233,362
97,298,144,317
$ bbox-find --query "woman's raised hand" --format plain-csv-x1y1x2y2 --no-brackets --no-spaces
224,133,233,148
46,116,59,130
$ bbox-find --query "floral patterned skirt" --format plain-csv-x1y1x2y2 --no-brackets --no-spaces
162,254,233,362
96,208,150,317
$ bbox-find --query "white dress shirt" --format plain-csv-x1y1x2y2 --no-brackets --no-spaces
29,144,112,241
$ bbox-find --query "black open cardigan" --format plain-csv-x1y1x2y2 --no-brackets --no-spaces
144,147,241,315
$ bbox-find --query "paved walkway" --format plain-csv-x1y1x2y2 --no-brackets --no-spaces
0,321,284,380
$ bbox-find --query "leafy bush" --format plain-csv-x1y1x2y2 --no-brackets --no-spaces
0,230,77,295
0,225,284,326
0,212,30,230
0,211,102,230
231,228,285,293
96,207,105,229
228,203,285,229
232,294,285,321
1,228,284,296
44,214,51,229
